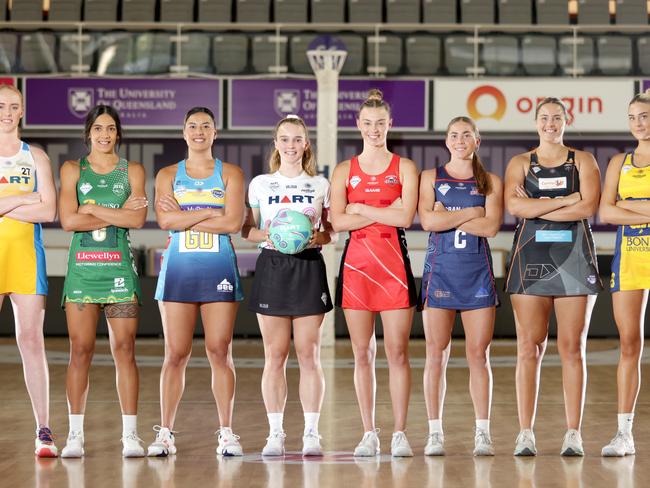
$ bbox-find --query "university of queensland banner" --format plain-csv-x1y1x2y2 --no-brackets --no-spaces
23,78,222,129
229,78,429,131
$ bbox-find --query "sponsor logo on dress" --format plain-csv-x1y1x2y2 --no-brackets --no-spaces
112,183,125,196
532,166,542,173
98,178,108,188
438,183,451,195
384,175,399,186
474,287,489,298
269,181,280,191
212,189,225,199
79,182,93,195
523,263,558,280
621,165,632,174
76,251,122,262
268,195,314,204
286,185,298,189
365,188,380,193
470,186,480,195
0,175,29,184
259,303,269,308
217,279,234,292
587,274,597,285
321,293,328,305
349,176,362,189
538,177,567,190
434,289,451,298
111,277,128,293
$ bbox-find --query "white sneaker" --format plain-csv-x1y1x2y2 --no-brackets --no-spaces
561,429,584,457
354,430,380,457
514,429,536,456
473,429,495,456
147,426,176,457
424,432,445,456
122,432,145,457
61,431,84,458
34,427,58,458
262,431,286,456
216,427,243,456
602,431,635,457
391,431,413,457
302,430,323,456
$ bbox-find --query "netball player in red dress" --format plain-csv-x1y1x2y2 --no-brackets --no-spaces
330,89,418,457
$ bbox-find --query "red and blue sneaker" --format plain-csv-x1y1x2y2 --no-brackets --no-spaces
35,426,58,458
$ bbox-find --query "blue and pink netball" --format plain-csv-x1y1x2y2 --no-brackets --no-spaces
269,209,313,255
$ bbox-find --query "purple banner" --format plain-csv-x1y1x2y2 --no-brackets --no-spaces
24,78,222,129
229,79,428,131
643,80,650,92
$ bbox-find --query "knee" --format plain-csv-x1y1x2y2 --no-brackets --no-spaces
620,334,642,359
265,348,289,372
112,339,135,361
205,342,231,367
385,343,409,367
296,347,321,372
164,348,191,369
69,340,95,365
517,338,546,362
425,341,450,368
15,327,44,352
557,339,584,362
466,344,489,369
352,342,376,368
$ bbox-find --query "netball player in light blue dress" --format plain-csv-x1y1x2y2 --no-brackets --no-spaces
147,107,245,457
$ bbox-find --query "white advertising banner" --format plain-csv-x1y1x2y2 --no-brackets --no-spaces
434,79,634,133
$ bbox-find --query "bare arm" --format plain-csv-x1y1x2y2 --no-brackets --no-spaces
418,168,484,232
599,153,650,225
458,173,504,237
190,164,245,234
3,147,57,223
241,206,268,243
309,207,334,247
77,162,148,229
349,158,419,228
616,199,650,218
154,165,218,231
504,154,575,218
540,151,601,221
329,161,374,232
59,160,109,232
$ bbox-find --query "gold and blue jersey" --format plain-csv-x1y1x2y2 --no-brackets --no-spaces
611,153,650,291
155,159,243,302
0,141,47,295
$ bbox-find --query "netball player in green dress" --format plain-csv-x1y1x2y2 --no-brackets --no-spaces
59,105,148,458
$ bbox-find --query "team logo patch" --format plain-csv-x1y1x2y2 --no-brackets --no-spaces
68,87,94,118
79,182,93,195
621,165,632,174
217,279,234,292
474,287,489,298
438,183,451,195
384,175,398,186
587,274,597,285
321,293,328,305
470,186,479,195
112,183,125,196
532,166,542,173
111,277,127,293
349,176,362,189
212,189,225,199
98,178,108,188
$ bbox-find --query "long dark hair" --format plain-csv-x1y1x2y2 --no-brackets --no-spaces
446,116,492,195
184,106,216,125
84,104,123,148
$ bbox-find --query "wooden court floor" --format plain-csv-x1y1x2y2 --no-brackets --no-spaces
0,337,647,487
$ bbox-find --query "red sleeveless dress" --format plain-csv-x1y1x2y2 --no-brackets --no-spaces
335,154,417,311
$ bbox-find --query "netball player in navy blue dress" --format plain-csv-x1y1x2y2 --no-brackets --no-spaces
147,107,245,457
419,117,503,456
505,98,602,456
242,115,333,456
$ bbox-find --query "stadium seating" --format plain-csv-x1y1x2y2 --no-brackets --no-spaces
367,34,402,74
0,32,17,72
130,32,173,73
57,31,95,72
10,0,42,21
423,0,457,23
521,34,557,75
0,0,6,21
386,0,421,23
49,0,83,21
498,0,532,24
405,35,441,74
213,33,248,73
444,35,475,75
596,36,632,75
176,32,212,73
577,0,610,25
83,0,119,22
535,0,569,24
558,35,595,75
483,35,519,75
237,0,271,22
198,0,232,21
336,34,364,74
20,32,57,72
616,0,649,25
122,0,157,22
96,32,134,74
160,0,195,22
349,0,383,23
460,0,496,24
274,0,308,23
311,0,345,22
252,33,288,72
638,36,650,75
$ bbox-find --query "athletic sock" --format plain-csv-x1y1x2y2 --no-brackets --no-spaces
475,419,490,435
428,419,443,435
618,413,634,435
69,414,84,435
268,413,284,434
122,414,138,436
304,412,320,435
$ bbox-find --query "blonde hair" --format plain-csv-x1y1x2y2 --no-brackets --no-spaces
358,88,391,117
535,96,569,121
629,89,650,106
446,116,492,195
268,116,317,176
0,83,24,106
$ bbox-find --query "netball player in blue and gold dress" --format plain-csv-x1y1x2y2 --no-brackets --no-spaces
599,90,650,457
505,98,602,457
419,117,502,456
0,84,58,457
147,107,245,457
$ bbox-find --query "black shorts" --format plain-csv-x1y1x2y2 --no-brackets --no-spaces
249,248,334,316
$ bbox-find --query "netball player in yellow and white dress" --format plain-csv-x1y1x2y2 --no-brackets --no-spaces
599,90,650,457
0,84,58,456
